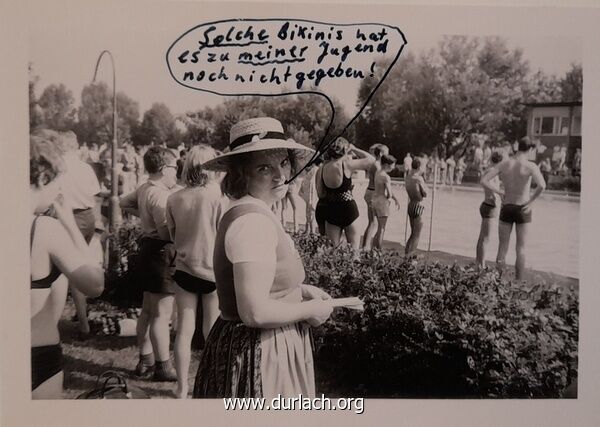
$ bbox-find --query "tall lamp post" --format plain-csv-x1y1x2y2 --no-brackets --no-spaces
92,50,121,231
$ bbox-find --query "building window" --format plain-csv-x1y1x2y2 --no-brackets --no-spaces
533,117,541,135
559,117,570,135
541,117,555,134
572,115,582,136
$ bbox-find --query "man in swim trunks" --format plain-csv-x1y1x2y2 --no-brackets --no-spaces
405,158,428,256
481,136,546,280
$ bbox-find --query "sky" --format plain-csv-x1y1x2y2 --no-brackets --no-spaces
29,1,583,118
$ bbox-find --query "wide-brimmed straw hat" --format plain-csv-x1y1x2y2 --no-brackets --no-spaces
202,117,314,171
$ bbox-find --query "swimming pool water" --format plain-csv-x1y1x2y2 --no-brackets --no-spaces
287,181,580,278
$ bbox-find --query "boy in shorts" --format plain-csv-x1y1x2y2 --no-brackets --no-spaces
371,154,401,249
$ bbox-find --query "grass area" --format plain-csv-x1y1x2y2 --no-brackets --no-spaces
60,312,200,399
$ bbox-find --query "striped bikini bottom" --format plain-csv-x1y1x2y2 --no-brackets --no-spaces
407,201,425,219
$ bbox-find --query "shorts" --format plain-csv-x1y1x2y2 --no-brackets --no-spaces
479,201,497,219
325,200,360,228
173,270,216,295
363,188,375,207
32,344,63,391
315,199,328,235
407,201,425,219
73,208,95,243
372,195,391,217
499,204,532,224
137,238,176,294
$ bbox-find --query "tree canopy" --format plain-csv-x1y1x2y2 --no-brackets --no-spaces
354,36,580,160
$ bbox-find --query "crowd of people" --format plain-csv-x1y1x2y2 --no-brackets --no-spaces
30,118,551,400
402,136,580,189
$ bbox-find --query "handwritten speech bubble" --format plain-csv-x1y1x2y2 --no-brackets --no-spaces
166,18,406,172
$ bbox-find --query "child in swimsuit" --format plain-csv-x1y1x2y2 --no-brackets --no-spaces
361,143,389,250
371,154,401,249
476,152,503,269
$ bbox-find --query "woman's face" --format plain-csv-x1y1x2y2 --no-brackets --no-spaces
246,149,291,203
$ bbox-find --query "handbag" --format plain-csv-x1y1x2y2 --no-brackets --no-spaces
76,371,150,399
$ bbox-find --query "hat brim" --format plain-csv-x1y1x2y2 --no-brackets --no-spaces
202,139,315,171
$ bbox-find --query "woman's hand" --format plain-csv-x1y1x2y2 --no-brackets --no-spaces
301,284,331,301
305,299,333,327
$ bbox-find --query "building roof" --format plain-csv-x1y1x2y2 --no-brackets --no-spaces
524,101,582,108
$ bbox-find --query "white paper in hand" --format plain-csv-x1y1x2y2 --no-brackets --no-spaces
328,297,364,311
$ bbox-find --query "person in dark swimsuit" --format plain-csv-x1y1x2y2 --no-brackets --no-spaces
30,130,104,398
317,137,375,249
314,161,328,236
476,151,503,270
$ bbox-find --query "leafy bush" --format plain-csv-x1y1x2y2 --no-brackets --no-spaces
102,222,578,397
294,233,578,398
103,218,143,306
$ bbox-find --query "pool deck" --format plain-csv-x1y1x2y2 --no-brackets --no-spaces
379,238,579,291
385,178,581,202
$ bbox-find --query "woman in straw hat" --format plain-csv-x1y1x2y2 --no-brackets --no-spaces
193,117,333,399
166,144,228,398
30,130,104,398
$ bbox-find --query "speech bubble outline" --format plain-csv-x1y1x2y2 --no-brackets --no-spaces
166,18,407,180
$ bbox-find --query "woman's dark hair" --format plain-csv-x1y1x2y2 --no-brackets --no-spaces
380,154,397,166
327,137,348,159
221,149,299,200
143,146,175,174
30,131,65,187
518,136,536,152
491,151,504,164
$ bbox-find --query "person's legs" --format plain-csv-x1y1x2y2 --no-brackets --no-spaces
148,292,176,381
361,205,377,250
373,216,388,249
173,286,198,398
305,205,315,234
344,221,361,250
136,292,153,375
201,291,219,339
496,221,513,277
515,223,530,280
148,292,175,362
288,193,298,232
405,216,423,255
325,221,343,246
280,196,288,227
476,218,493,269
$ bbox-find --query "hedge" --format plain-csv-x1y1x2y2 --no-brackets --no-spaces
105,222,579,397
295,233,578,398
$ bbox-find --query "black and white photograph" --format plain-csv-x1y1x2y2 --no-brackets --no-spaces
1,0,600,426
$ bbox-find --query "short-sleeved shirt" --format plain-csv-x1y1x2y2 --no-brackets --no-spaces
224,196,295,266
121,179,176,240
